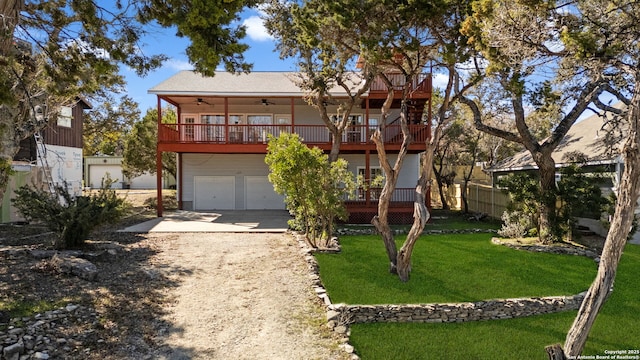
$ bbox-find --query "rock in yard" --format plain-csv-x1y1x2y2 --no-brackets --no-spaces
50,254,98,281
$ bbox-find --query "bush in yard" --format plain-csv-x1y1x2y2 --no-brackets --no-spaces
12,179,129,249
143,192,178,210
498,209,534,239
498,164,610,241
497,172,541,238
265,133,356,249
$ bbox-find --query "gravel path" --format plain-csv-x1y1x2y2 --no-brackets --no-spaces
149,232,348,360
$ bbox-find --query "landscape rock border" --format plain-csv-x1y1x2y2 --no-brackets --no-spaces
297,228,599,360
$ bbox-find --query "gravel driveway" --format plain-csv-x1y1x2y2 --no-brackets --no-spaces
149,232,348,360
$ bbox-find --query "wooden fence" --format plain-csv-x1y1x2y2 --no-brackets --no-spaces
431,182,509,219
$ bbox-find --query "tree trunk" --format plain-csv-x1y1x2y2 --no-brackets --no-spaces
397,148,433,281
559,86,640,358
434,170,450,210
535,152,558,244
461,180,469,213
372,187,398,274
0,0,24,203
370,78,405,274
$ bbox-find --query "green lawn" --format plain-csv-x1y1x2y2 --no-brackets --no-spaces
315,234,640,359
315,233,596,304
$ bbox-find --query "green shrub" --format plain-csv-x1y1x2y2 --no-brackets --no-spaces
12,181,129,249
143,193,178,210
265,133,355,248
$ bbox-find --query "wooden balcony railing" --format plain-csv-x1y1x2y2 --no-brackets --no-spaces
159,123,429,145
370,72,431,93
344,187,422,207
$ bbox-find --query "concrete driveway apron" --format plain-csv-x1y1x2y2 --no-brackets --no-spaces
119,210,290,233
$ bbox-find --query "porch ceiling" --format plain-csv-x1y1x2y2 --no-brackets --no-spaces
158,95,315,108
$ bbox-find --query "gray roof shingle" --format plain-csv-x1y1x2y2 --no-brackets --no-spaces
489,107,626,172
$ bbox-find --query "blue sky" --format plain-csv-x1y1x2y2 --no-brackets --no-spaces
119,8,603,121
121,8,297,112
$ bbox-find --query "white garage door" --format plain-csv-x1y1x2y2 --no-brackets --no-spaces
194,176,235,210
245,176,285,210
90,165,123,189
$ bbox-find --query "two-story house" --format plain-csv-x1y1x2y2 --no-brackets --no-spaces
149,70,431,224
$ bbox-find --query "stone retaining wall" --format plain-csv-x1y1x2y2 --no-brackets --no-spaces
298,231,592,328
491,238,600,260
326,293,586,325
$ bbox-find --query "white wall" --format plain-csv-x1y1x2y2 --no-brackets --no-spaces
341,153,420,188
44,144,83,196
181,154,272,209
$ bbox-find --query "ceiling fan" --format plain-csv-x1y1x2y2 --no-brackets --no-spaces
258,98,276,106
195,97,213,106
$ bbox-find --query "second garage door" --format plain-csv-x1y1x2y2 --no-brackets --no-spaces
245,176,285,210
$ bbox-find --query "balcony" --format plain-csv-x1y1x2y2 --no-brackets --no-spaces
158,123,429,152
368,72,432,98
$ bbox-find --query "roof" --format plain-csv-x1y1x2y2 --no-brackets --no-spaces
148,70,365,97
489,107,626,172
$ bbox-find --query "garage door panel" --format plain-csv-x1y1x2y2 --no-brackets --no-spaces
90,165,123,189
245,176,285,210
194,176,235,210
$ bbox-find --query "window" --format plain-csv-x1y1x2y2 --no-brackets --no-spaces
201,115,225,141
358,167,384,186
274,114,291,125
357,166,385,199
247,114,272,125
57,106,72,128
182,115,196,141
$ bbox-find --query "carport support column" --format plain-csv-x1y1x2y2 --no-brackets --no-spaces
156,96,163,217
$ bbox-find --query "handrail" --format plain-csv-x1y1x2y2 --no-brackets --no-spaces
159,123,429,145
370,72,431,93
344,187,424,207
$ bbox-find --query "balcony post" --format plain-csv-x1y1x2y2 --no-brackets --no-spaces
290,97,295,133
156,95,163,217
178,152,183,210
365,148,371,206
224,97,229,141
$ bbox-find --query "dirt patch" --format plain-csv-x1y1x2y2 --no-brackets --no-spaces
0,194,348,359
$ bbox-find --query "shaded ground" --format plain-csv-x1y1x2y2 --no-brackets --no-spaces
0,190,347,359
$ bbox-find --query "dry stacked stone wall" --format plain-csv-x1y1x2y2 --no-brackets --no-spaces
298,229,592,330
326,293,586,325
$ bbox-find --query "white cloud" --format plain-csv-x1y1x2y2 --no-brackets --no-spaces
243,16,274,42
166,59,193,71
432,73,450,90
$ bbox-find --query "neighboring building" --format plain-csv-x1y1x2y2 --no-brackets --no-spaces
485,108,639,240
487,109,624,191
84,156,176,189
14,97,91,195
149,70,432,223
1,98,91,222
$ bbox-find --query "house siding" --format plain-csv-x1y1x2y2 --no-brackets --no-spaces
342,153,419,188
180,153,420,211
181,154,274,210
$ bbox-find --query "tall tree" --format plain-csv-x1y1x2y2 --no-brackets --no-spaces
84,94,140,156
461,0,640,355
461,1,607,244
267,0,478,281
264,0,376,162
535,0,640,357
376,0,478,281
122,107,176,180
1,0,256,203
